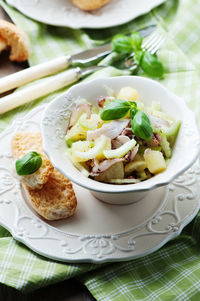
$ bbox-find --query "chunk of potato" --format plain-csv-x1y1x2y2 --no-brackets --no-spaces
95,162,124,183
117,87,139,101
125,161,147,175
144,149,166,174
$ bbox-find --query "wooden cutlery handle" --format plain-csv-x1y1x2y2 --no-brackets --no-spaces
0,55,71,94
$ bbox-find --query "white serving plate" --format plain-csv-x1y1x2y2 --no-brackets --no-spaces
0,105,199,263
6,0,165,29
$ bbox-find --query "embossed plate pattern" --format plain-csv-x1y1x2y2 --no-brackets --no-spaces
6,0,166,29
0,105,199,263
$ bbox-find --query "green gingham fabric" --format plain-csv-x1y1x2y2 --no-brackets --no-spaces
0,0,200,299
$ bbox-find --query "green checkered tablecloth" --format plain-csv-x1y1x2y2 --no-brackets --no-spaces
0,0,200,299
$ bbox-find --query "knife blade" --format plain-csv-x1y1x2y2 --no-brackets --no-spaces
71,25,156,67
0,25,155,94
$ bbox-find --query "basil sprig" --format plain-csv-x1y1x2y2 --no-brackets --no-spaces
15,151,42,176
140,51,164,78
131,32,143,51
111,34,134,54
100,100,131,120
111,31,164,78
131,110,153,140
101,100,153,141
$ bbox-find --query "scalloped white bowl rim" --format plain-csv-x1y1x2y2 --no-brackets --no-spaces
41,76,200,194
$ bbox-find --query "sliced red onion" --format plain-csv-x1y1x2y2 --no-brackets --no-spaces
146,133,161,147
112,135,130,149
90,158,125,177
117,135,130,145
87,119,129,141
97,96,115,108
154,133,162,143
125,144,139,162
152,134,161,146
68,103,92,130
97,97,106,108
111,139,122,149
121,127,134,137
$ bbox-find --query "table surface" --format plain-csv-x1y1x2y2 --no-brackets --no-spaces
0,7,96,301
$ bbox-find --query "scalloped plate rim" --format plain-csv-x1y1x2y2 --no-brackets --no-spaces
0,104,199,263
0,202,199,264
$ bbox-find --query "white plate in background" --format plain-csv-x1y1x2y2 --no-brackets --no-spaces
6,0,165,29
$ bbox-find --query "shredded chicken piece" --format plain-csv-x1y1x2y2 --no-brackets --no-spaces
125,144,139,162
121,127,134,137
90,158,125,177
87,120,129,141
148,114,170,129
68,103,92,130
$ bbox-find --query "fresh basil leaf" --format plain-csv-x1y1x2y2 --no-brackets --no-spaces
101,100,131,120
129,101,137,109
111,34,133,54
134,50,144,65
131,32,143,51
130,107,137,119
140,51,164,78
16,151,42,176
131,111,153,140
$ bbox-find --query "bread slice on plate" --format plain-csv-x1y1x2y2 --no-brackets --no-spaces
12,131,77,220
12,132,54,190
24,168,77,221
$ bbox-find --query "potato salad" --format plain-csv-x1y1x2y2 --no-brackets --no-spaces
65,86,181,184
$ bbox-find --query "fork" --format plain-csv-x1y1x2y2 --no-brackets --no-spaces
0,31,164,114
142,30,164,53
125,30,165,73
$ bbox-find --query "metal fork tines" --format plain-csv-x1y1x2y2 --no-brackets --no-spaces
142,30,165,54
125,31,165,73
84,32,165,76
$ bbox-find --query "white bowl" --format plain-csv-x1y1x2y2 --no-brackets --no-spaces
41,76,200,204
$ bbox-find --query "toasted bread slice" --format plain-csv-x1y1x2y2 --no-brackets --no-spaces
24,168,77,220
0,35,7,52
0,19,31,62
12,132,54,190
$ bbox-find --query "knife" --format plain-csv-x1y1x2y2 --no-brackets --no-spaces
0,26,156,114
0,25,155,94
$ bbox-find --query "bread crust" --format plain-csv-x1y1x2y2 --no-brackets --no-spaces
0,35,7,52
24,168,77,220
12,132,54,190
12,132,77,220
72,0,110,10
0,19,31,62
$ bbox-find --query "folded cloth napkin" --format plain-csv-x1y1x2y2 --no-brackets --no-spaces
0,0,200,300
